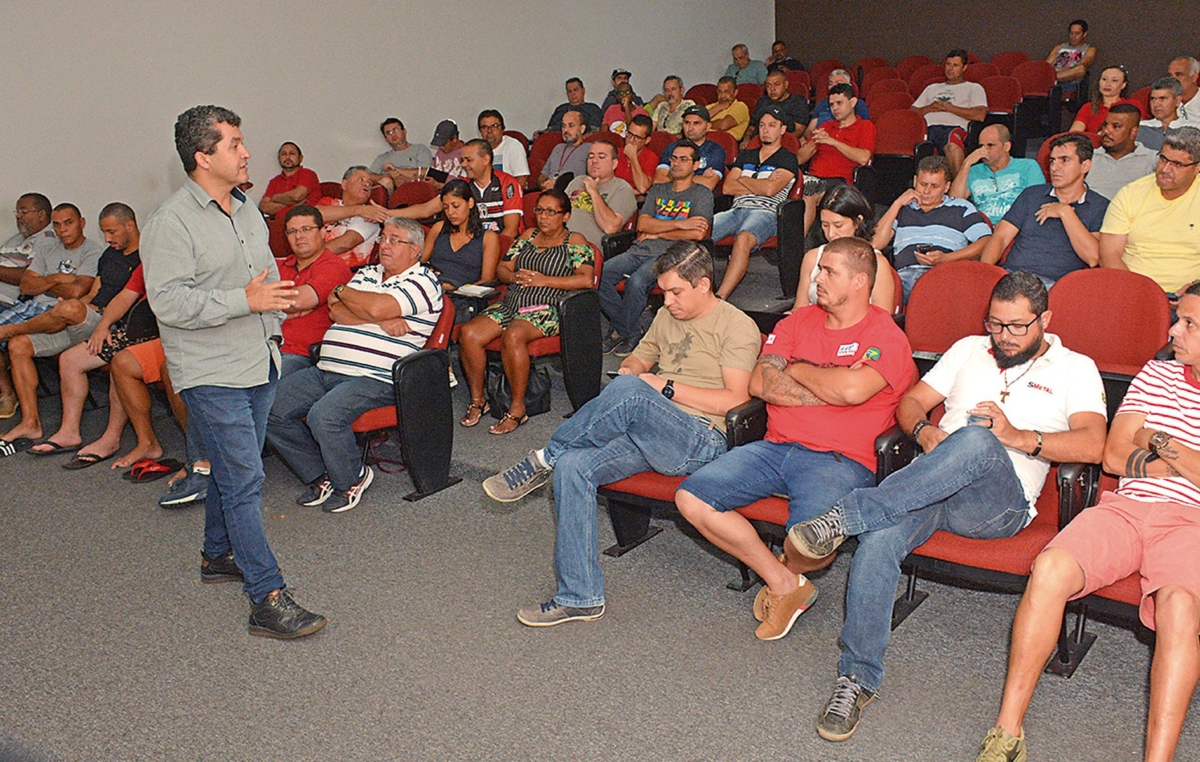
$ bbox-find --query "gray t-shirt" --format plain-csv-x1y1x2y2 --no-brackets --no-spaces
0,227,58,305
543,142,589,181
369,143,433,174
634,181,715,258
1087,144,1159,200
27,237,104,305
566,175,638,247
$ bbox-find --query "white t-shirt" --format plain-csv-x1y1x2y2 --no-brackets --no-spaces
914,81,987,129
922,334,1107,512
321,200,380,265
492,135,530,179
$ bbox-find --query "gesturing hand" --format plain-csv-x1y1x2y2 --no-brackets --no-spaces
245,268,298,312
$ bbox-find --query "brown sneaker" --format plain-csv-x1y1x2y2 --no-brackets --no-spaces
754,575,818,641
976,726,1027,762
0,395,17,419
753,553,788,622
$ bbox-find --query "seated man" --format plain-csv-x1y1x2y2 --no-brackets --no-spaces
982,134,1109,288
725,43,768,85
796,82,876,236
537,109,589,191
1046,19,1096,95
708,77,752,143
484,242,760,626
429,119,467,181
788,272,1106,743
1140,77,1199,152
615,114,659,196
477,110,530,186
317,166,388,268
1099,126,1200,299
804,69,869,140
267,218,441,514
977,282,1200,762
0,203,104,438
258,142,321,219
1169,56,1200,121
368,118,432,193
912,49,988,176
2,203,143,455
676,237,917,641
744,68,810,147
0,193,58,310
648,75,696,137
275,205,354,377
652,105,726,192
766,39,805,72
564,138,638,248
600,69,643,112
949,124,1045,223
541,77,602,136
1087,103,1159,200
599,142,713,356
601,82,649,137
712,107,799,299
393,139,524,239
875,155,993,300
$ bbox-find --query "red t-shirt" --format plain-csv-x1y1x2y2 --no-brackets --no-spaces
276,250,354,356
761,305,917,470
1073,99,1145,133
616,147,660,189
807,118,877,183
124,264,146,296
263,167,322,209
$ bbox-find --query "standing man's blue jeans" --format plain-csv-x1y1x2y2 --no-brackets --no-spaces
836,425,1031,693
180,368,285,604
542,375,728,608
266,365,394,493
599,243,658,340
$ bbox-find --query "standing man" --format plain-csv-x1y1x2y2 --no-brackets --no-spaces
1086,104,1159,200
725,44,769,85
950,124,1045,223
258,142,321,219
485,242,761,625
142,105,325,640
913,49,988,176
369,118,432,193
537,109,589,190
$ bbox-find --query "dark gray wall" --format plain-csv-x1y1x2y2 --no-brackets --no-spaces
776,1,1199,93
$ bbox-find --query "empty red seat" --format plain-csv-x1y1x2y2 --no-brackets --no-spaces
868,91,915,120
964,62,1001,84
861,66,902,96
865,78,911,101
896,54,935,81
990,51,1030,76
982,75,1023,114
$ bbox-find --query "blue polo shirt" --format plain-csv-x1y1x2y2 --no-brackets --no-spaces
811,97,870,126
1001,184,1110,283
658,139,727,179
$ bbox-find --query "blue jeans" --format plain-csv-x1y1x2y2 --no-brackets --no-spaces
711,206,778,250
599,242,658,340
680,439,874,529
836,425,1032,692
280,352,315,378
266,366,394,492
543,375,728,607
180,371,285,603
897,265,931,302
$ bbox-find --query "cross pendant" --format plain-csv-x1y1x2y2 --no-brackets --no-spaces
1000,390,1010,403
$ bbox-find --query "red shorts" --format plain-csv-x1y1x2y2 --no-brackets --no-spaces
926,124,968,151
1046,491,1200,630
125,338,166,385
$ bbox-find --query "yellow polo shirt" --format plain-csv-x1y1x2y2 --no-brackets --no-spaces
1101,173,1200,292
710,100,751,141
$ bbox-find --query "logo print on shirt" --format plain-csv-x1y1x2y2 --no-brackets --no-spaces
864,347,881,361
837,342,859,357
667,331,694,367
654,197,693,220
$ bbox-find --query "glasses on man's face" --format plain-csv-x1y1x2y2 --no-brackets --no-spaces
533,207,565,216
384,127,403,136
669,156,695,164
13,209,33,217
983,315,1043,336
479,123,503,132
285,225,320,237
1158,153,1200,169
626,131,649,142
380,236,414,247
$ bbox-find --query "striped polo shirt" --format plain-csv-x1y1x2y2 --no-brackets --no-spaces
893,196,991,270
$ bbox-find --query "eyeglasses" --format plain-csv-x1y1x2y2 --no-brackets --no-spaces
284,225,320,236
1157,153,1200,169
533,207,566,216
383,127,403,136
13,209,34,217
983,314,1043,336
669,156,696,164
380,236,415,246
479,123,503,132
626,131,649,142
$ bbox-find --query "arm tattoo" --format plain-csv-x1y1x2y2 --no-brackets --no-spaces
1125,448,1152,478
756,355,826,407
759,354,788,371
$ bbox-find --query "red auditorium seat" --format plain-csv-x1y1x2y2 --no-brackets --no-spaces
865,78,911,101
990,51,1030,76
686,83,718,106
964,62,1001,84
1035,131,1101,180
896,54,935,82
867,91,914,120
861,66,901,97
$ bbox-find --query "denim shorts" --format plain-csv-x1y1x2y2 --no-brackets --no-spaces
712,206,779,250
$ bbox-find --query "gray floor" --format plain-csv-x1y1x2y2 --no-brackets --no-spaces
2,259,1196,761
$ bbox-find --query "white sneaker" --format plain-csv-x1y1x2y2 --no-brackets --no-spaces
448,367,459,388
323,466,375,513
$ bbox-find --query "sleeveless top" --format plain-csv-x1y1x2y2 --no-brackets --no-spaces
502,237,594,311
429,229,483,288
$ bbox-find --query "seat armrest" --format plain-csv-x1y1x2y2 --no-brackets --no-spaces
725,398,767,449
874,424,917,483
601,230,637,262
308,342,321,362
1057,462,1102,527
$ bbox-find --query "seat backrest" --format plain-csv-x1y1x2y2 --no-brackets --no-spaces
647,130,676,159
1128,86,1151,117
685,83,718,106
1011,60,1057,96
990,51,1030,76
896,54,935,81
1036,131,1101,180
855,57,890,83
736,82,763,109
522,191,540,225
504,130,530,155
1048,269,1172,375
964,62,1001,84
424,297,456,350
529,131,561,165
369,185,388,207
389,181,439,209
809,59,846,88
905,261,1007,355
705,131,739,170
865,77,911,101
981,75,1023,114
872,108,927,154
861,66,901,95
868,91,915,121
320,181,342,199
910,66,946,96
583,131,624,150
785,70,811,99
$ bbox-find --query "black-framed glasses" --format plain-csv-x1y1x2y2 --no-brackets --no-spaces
1158,153,1200,169
533,207,565,216
284,225,320,236
983,314,1043,336
626,131,649,141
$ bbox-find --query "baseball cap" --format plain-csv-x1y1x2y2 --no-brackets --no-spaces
683,105,711,121
761,105,788,124
431,119,458,147
611,68,632,79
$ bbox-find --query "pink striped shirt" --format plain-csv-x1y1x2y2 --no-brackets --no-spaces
1117,360,1200,508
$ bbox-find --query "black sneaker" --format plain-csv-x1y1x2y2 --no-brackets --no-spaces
248,589,327,639
789,505,848,559
612,338,637,358
200,551,244,584
296,477,333,507
817,675,876,742
602,331,625,355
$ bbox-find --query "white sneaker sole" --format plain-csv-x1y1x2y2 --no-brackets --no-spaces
327,467,374,513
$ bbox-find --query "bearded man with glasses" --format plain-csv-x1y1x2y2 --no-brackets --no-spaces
787,271,1107,743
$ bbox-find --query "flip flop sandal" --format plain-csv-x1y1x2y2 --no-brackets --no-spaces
28,440,81,457
63,451,115,470
460,400,491,427
123,458,184,483
488,412,529,435
0,437,35,457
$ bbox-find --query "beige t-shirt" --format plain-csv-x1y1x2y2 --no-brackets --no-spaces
632,299,761,431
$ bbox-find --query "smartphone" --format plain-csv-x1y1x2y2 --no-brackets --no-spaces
606,371,620,378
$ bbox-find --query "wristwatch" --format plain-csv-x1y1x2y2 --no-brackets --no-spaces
333,284,346,298
661,380,675,400
1148,431,1172,456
